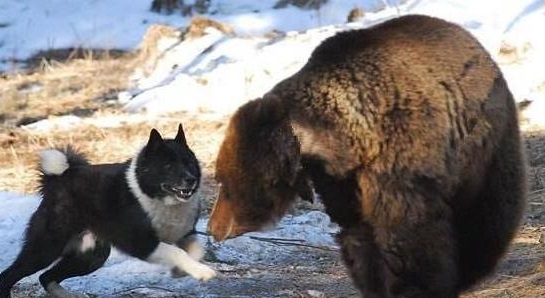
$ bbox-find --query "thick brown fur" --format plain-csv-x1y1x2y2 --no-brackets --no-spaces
208,15,527,298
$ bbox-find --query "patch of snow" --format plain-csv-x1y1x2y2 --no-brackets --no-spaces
129,27,228,91
119,0,545,117
497,3,545,104
21,113,164,132
522,94,545,127
205,211,338,265
21,115,83,132
0,0,401,72
0,193,40,264
2,0,544,116
123,23,355,115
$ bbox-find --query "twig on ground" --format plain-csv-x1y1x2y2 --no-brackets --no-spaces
529,188,545,196
197,231,339,252
247,235,338,251
246,236,305,243
106,286,178,296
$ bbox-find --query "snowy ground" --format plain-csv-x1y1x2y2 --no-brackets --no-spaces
1,0,545,297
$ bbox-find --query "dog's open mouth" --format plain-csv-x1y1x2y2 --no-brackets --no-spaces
161,183,195,202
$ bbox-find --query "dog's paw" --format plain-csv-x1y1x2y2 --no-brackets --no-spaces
184,263,217,281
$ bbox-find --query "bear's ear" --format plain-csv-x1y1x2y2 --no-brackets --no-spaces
174,123,187,145
234,95,288,136
247,94,287,127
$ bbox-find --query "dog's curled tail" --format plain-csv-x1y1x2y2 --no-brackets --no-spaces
39,147,89,176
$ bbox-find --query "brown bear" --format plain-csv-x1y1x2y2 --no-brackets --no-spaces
207,14,527,298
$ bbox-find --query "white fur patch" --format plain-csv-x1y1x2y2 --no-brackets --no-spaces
39,149,69,175
79,231,96,253
147,242,216,281
185,239,205,261
126,149,153,203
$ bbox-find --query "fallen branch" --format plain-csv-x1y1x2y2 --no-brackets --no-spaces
197,231,339,252
246,235,305,242
247,235,338,251
106,286,179,296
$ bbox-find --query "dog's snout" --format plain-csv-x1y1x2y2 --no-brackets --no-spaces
184,177,197,188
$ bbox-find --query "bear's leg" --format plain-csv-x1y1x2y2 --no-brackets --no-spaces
355,176,459,298
377,216,458,298
456,126,526,290
337,223,387,298
338,218,459,298
171,234,206,277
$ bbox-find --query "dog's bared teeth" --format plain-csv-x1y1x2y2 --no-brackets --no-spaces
175,190,193,200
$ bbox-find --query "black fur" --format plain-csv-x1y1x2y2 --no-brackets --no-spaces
0,124,203,298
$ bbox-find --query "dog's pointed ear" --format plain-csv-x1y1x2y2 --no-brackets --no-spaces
146,128,164,153
174,123,187,145
148,128,163,143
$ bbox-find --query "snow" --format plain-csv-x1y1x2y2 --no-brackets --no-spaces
209,211,338,264
0,191,339,296
3,0,544,123
0,0,397,71
119,0,545,116
1,0,545,295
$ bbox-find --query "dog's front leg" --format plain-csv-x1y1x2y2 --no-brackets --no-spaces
147,242,216,281
171,234,206,278
176,234,205,261
109,209,215,281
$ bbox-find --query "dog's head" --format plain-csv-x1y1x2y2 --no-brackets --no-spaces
208,96,314,241
128,124,201,205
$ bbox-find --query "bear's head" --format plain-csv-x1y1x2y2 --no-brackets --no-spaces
208,95,313,241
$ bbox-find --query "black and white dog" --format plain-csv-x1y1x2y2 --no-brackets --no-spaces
0,124,215,298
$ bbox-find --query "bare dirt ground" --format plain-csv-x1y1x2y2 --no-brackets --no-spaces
1,54,544,297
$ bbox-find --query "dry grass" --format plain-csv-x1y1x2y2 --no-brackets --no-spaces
0,48,229,212
0,49,136,127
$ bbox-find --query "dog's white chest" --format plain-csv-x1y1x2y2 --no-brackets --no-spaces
139,197,199,244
